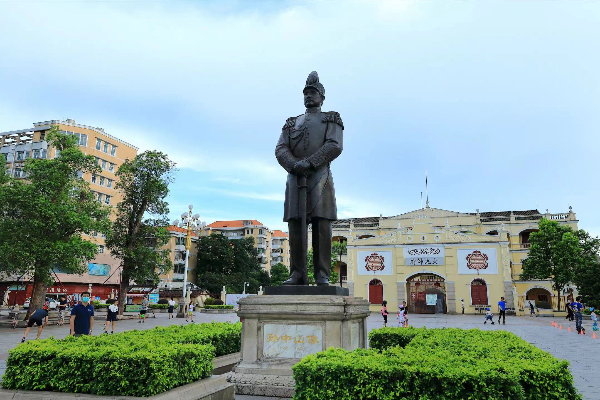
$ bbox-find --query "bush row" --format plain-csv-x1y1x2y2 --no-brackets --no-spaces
204,305,234,309
2,322,241,397
293,328,580,400
203,297,224,306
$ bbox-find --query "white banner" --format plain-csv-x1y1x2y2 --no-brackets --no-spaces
403,245,445,266
225,293,256,307
457,248,498,275
357,251,393,275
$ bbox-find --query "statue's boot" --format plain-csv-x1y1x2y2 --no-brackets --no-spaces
315,274,330,286
282,272,304,285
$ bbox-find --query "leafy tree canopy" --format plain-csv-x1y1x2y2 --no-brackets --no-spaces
196,235,269,294
105,151,175,311
270,263,290,286
0,127,111,312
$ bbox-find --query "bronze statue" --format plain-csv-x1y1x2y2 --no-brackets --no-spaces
275,71,344,285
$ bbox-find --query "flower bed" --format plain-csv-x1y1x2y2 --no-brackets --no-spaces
293,327,580,400
2,322,241,397
204,305,234,310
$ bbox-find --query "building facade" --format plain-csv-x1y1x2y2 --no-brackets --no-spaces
314,206,578,315
158,226,199,293
271,230,290,268
0,119,138,304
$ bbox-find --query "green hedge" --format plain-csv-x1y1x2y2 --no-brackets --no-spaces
149,303,171,309
293,328,580,400
204,305,234,310
2,322,241,397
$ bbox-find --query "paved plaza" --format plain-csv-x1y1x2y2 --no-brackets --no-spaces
0,311,597,399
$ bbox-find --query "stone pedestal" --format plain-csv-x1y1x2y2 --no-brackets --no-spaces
230,294,369,397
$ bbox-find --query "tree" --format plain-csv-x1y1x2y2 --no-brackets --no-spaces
196,235,269,294
332,241,347,286
521,219,582,310
572,230,600,308
270,263,290,286
105,151,175,314
0,127,110,314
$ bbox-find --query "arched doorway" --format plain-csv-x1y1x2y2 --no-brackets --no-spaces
407,273,446,314
470,278,488,305
369,279,383,305
526,287,552,309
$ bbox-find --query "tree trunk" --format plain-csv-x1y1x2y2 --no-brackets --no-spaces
118,278,129,316
28,274,48,319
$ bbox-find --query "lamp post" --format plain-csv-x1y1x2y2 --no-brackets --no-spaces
175,205,202,318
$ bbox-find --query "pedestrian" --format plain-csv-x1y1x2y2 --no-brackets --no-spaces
168,297,176,319
402,301,409,327
381,300,388,327
57,295,67,326
591,308,598,332
572,296,585,334
70,291,94,336
529,301,536,317
461,299,465,315
21,305,49,342
186,300,195,323
565,301,574,321
138,295,149,324
497,296,506,324
104,299,118,334
484,307,494,324
397,303,405,327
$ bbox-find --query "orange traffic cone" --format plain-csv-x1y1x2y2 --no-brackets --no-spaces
552,321,556,327
593,332,596,339
559,324,562,330
568,326,571,332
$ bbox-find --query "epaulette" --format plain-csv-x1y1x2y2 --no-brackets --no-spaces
322,111,344,129
282,115,302,132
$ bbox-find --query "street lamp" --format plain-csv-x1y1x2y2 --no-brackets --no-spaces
175,205,202,318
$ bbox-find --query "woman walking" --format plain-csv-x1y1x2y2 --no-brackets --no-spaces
168,297,176,319
565,301,574,322
381,300,388,327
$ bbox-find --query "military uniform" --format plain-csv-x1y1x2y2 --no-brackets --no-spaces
275,73,344,284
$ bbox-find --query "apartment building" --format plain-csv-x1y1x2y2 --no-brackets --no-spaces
0,119,138,303
271,230,290,268
157,225,199,292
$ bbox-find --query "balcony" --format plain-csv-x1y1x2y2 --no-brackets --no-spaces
272,244,281,249
172,273,185,280
175,244,186,251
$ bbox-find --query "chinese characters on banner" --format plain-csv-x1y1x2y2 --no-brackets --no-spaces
263,324,323,358
403,246,444,266
457,248,498,274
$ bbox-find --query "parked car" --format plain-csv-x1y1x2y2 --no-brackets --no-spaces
23,297,58,310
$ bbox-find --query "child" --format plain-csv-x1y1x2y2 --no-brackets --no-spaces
186,301,194,323
104,299,118,334
381,301,388,327
484,307,495,324
397,303,405,327
591,308,598,331
402,301,409,327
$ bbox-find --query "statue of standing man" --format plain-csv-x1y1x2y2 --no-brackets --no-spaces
275,71,344,286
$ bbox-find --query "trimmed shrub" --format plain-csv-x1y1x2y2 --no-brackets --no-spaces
368,326,424,350
293,328,581,400
204,305,234,310
204,297,216,305
213,299,224,305
2,322,241,396
157,298,169,305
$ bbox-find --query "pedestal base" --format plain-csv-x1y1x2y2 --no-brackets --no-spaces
264,285,349,296
230,294,369,397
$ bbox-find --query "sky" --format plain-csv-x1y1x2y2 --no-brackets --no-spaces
0,0,599,236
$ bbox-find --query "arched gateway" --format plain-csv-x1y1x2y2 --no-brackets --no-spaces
407,273,446,314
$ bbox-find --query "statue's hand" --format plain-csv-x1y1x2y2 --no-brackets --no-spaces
293,159,312,176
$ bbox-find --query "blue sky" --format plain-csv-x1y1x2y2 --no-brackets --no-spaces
1,1,598,236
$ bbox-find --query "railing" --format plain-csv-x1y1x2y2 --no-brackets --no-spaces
271,244,281,249
520,243,531,249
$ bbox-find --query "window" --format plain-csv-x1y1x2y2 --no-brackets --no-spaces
251,229,254,234
80,134,88,147
91,174,97,184
96,138,102,150
91,231,97,237
107,179,113,188
174,264,185,274
99,176,105,186
98,245,105,254
259,229,263,234
97,192,103,202
103,142,109,153
101,160,107,169
41,149,47,159
16,151,24,161
95,157,100,166
108,163,115,172
110,145,117,156
13,168,22,178
32,149,41,159
54,149,61,158
40,131,46,140
104,195,111,205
